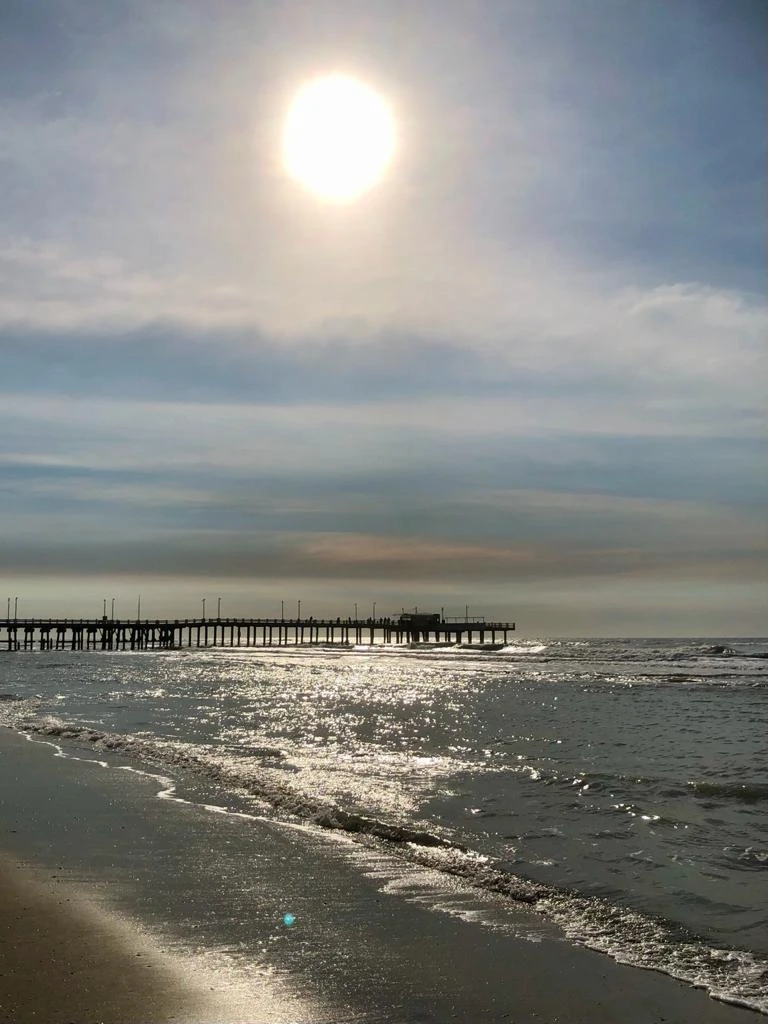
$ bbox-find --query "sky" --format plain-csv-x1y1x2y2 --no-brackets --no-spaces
0,0,765,635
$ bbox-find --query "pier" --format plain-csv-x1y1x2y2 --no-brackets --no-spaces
0,613,515,652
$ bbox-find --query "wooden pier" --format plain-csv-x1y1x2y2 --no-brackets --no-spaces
0,615,515,652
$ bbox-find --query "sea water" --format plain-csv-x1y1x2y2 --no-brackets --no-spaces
0,637,766,1012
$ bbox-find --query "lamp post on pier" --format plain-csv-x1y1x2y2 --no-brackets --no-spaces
281,600,284,621
111,598,116,621
217,597,221,620
201,597,206,621
297,599,301,620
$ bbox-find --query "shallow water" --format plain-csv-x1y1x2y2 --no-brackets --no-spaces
1,637,766,1012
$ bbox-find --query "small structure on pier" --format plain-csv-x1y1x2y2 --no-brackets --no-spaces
397,611,441,642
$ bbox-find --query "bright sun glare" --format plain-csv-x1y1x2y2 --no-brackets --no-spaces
283,75,396,203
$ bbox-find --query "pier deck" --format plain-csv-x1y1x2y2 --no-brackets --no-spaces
1,617,515,651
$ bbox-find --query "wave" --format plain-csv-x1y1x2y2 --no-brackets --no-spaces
688,781,768,803
17,717,462,850
724,846,768,869
697,646,768,660
4,712,767,1016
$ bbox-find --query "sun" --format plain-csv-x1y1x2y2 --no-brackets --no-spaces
282,75,396,203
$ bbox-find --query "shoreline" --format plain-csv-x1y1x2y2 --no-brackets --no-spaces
1,725,765,1023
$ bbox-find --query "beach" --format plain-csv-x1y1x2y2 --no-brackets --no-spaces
0,852,206,1024
1,721,764,1024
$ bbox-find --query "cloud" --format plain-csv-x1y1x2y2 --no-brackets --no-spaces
2,233,766,352
0,243,765,455
1,525,764,587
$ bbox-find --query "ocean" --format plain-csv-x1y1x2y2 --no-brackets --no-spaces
0,636,766,1015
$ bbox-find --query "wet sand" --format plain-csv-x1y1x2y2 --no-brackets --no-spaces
0,849,320,1024
0,852,199,1024
1,725,764,1024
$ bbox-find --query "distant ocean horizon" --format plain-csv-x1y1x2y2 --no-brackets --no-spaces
1,636,766,1014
